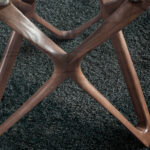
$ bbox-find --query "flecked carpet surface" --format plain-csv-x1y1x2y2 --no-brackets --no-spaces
0,0,150,149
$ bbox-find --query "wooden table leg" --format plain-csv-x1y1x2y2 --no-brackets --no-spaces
0,31,23,101
12,0,102,40
0,0,150,147
0,72,66,135
32,13,102,39
70,66,150,147
111,31,150,130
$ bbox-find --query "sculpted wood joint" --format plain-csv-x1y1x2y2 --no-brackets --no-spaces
0,0,150,147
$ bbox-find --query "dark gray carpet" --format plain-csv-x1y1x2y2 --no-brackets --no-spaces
0,0,150,149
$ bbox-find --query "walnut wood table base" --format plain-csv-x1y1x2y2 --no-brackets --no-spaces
0,0,150,147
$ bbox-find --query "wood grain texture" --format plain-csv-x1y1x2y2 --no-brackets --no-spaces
0,0,150,147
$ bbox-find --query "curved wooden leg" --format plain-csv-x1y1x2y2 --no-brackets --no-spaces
0,4,66,62
32,13,102,39
0,72,67,135
68,0,147,63
0,0,149,148
111,31,150,130
70,68,150,147
0,31,23,101
11,0,102,40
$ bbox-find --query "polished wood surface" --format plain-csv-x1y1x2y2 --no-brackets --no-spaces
12,0,102,39
0,0,150,147
0,31,23,100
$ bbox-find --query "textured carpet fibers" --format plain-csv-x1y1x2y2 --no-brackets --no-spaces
0,0,150,149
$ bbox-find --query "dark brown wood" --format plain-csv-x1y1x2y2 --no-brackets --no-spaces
32,13,102,39
0,72,67,136
0,0,150,147
0,31,23,101
11,0,102,39
68,0,149,62
111,31,150,131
